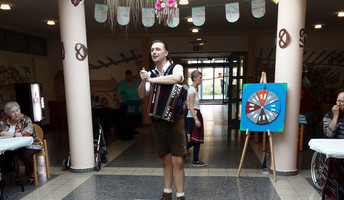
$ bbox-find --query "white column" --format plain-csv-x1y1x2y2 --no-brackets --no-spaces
58,0,94,172
274,0,307,174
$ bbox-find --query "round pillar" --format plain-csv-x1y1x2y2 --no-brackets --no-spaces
273,0,307,174
58,0,94,172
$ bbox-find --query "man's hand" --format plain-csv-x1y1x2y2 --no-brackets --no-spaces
332,105,340,117
140,68,149,81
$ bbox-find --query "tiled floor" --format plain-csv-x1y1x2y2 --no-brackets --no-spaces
3,105,322,200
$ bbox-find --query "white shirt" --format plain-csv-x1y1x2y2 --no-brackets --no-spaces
9,125,15,133
187,86,200,118
145,61,184,93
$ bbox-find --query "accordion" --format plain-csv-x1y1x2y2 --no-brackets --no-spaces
147,83,187,122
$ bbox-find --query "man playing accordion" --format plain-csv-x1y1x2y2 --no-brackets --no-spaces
138,40,186,200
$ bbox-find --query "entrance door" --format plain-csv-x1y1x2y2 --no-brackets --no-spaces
186,66,229,102
228,53,246,127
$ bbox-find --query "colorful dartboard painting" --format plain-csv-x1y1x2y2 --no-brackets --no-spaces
240,83,287,132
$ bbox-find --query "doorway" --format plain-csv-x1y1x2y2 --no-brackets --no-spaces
173,52,246,126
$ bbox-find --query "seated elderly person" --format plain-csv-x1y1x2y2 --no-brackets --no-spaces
0,102,43,186
320,91,344,199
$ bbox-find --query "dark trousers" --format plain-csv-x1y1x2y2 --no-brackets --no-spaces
17,148,41,177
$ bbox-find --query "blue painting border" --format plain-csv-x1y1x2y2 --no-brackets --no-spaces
240,83,287,132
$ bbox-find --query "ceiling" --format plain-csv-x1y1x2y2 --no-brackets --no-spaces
0,0,343,38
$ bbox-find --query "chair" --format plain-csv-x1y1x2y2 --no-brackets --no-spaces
33,124,50,186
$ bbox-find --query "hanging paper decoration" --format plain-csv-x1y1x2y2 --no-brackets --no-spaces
167,8,179,28
225,2,240,23
155,0,178,26
192,6,205,26
251,0,266,18
94,3,108,23
117,6,130,26
142,8,155,27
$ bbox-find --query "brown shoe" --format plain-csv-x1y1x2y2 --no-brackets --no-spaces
160,192,172,200
177,196,185,200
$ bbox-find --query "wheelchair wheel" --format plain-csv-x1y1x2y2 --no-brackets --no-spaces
311,151,326,190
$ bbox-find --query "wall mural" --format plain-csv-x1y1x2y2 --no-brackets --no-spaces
0,63,32,108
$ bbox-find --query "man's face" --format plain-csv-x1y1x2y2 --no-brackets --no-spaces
337,93,344,111
151,42,168,63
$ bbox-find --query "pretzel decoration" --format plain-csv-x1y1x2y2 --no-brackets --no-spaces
299,28,307,48
71,0,83,7
74,43,88,61
278,28,290,49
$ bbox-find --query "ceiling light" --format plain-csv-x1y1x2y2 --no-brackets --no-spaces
187,18,193,23
192,29,199,33
179,0,189,5
314,24,322,29
0,4,11,10
196,38,202,41
47,20,56,25
338,12,344,17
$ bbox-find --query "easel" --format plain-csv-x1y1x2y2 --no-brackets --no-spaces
236,72,277,182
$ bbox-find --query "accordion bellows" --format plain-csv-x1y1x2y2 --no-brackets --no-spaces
147,83,187,122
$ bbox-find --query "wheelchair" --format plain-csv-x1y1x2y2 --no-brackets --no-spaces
311,151,326,190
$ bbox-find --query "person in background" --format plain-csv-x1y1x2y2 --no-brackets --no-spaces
323,90,344,138
138,40,185,200
0,102,43,186
117,70,141,139
185,70,206,167
300,64,315,147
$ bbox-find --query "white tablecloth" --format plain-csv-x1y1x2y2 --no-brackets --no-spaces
0,137,33,154
308,139,344,159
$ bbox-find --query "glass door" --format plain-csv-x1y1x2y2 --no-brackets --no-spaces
228,53,246,127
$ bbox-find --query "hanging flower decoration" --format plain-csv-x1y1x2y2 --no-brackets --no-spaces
155,0,178,26
155,0,162,11
167,0,176,8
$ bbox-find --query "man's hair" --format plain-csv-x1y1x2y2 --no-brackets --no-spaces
151,40,168,51
125,70,132,75
338,89,344,97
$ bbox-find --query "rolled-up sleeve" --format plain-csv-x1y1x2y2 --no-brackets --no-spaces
172,64,184,82
323,113,338,138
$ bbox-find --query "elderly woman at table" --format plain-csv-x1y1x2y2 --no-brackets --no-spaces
0,101,42,186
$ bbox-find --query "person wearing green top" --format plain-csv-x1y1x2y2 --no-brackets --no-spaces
116,70,141,139
117,70,140,104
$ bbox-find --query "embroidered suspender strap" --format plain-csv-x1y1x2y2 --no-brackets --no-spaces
149,63,176,78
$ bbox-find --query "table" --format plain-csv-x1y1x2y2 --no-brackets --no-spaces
308,139,344,159
0,137,33,200
308,139,344,200
0,137,34,154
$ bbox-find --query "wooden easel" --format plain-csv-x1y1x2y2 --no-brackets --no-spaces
236,72,277,182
